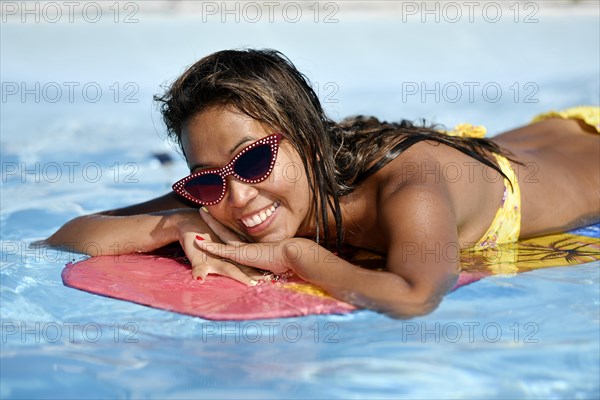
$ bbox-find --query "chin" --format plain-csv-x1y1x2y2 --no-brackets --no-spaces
253,230,294,244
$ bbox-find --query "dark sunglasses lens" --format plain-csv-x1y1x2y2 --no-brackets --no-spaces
184,174,223,203
234,144,273,180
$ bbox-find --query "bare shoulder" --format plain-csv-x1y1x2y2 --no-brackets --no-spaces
375,149,459,249
376,178,460,296
372,140,506,245
377,177,457,242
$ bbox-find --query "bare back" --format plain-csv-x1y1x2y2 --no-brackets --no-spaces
493,118,600,237
345,117,600,254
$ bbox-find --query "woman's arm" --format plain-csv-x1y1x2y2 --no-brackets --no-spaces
42,208,197,256
306,183,461,317
40,191,194,255
40,192,265,285
196,182,461,318
98,191,194,216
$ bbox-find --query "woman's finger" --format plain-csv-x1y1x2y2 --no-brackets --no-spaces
195,239,289,274
180,232,208,264
181,230,271,285
235,263,274,281
192,260,258,286
199,208,247,245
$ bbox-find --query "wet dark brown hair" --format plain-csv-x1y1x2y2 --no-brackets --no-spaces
155,48,515,254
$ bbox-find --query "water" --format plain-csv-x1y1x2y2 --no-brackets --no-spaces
1,2,599,398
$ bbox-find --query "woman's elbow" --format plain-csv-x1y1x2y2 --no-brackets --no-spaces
385,291,444,319
38,216,95,254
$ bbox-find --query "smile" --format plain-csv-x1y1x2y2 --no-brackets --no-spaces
241,201,281,228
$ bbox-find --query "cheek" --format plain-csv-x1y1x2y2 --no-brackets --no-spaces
292,170,312,206
276,161,304,190
274,158,312,211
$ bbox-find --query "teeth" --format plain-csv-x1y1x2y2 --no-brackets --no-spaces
241,202,280,228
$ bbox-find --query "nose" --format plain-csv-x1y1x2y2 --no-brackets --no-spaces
226,177,259,208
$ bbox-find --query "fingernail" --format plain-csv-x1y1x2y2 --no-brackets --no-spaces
195,235,204,241
201,206,209,213
196,276,204,282
250,280,258,286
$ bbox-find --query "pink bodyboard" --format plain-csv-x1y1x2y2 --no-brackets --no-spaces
61,251,483,320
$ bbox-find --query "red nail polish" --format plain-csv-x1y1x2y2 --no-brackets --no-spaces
196,235,204,241
196,276,204,281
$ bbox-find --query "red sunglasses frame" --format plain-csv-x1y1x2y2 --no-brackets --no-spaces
172,133,283,206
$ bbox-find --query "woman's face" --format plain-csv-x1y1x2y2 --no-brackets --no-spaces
181,106,313,243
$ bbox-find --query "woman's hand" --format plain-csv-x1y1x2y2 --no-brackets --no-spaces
194,236,329,280
176,209,270,286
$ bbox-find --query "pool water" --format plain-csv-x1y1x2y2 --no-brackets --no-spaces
1,2,599,398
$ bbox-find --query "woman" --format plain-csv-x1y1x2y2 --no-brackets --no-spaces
43,49,600,318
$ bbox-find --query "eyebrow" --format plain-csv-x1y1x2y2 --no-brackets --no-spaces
190,136,256,172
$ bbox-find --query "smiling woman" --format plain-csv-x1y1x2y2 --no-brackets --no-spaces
177,108,312,244
43,49,600,318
